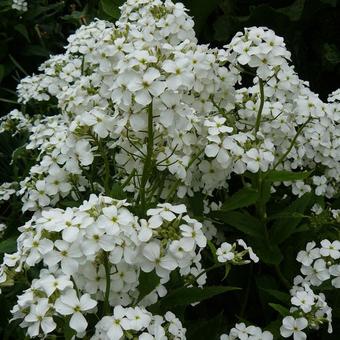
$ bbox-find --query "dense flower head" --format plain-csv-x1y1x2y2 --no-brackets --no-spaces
3,0,335,213
91,307,186,340
278,239,340,339
0,194,206,337
1,0,340,339
11,0,28,11
220,323,273,340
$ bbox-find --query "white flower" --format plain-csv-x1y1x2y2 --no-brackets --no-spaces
291,289,314,313
125,68,166,105
205,117,233,136
24,298,56,337
180,221,207,250
121,306,151,331
147,203,187,227
97,206,133,235
141,241,177,277
162,58,194,90
237,239,259,263
296,241,320,266
301,259,330,286
39,274,73,297
320,239,340,259
44,240,82,275
216,242,235,263
280,316,308,340
25,237,54,267
55,289,97,333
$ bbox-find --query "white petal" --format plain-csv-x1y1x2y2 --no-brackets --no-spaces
148,215,163,228
41,317,56,334
144,68,160,83
139,227,153,242
149,81,166,97
160,256,177,270
135,90,152,106
80,294,97,311
70,312,88,333
205,144,219,158
61,258,79,275
143,242,160,261
62,227,79,242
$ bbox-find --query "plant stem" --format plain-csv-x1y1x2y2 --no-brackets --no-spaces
240,263,253,317
274,264,290,289
103,253,111,315
139,104,154,214
98,140,110,194
184,263,225,287
271,116,312,171
254,79,265,141
166,148,204,201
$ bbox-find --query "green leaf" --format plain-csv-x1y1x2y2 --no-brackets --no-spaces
63,315,76,340
14,24,31,43
320,0,337,6
137,270,160,303
270,193,312,244
11,144,28,163
100,0,123,19
22,45,50,57
58,200,82,208
260,288,290,304
252,241,283,265
323,43,340,64
110,183,126,200
221,187,259,211
268,303,290,316
181,0,220,35
188,192,204,216
186,312,224,340
265,170,311,182
213,211,264,239
258,179,272,205
0,237,17,254
276,0,306,21
0,64,5,82
159,286,240,308
207,240,218,263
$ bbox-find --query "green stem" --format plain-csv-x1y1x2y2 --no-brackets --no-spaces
71,276,80,298
103,253,111,315
254,172,267,225
254,79,265,141
122,169,136,188
271,116,312,171
274,264,290,289
184,263,225,287
139,104,154,214
98,140,110,194
240,263,253,317
166,148,204,201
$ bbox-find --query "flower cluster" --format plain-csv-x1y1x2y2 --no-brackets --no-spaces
220,323,273,340
297,240,340,289
11,0,28,12
92,306,186,340
7,2,337,214
0,223,7,238
0,195,206,337
0,182,17,202
280,240,340,339
216,240,259,264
